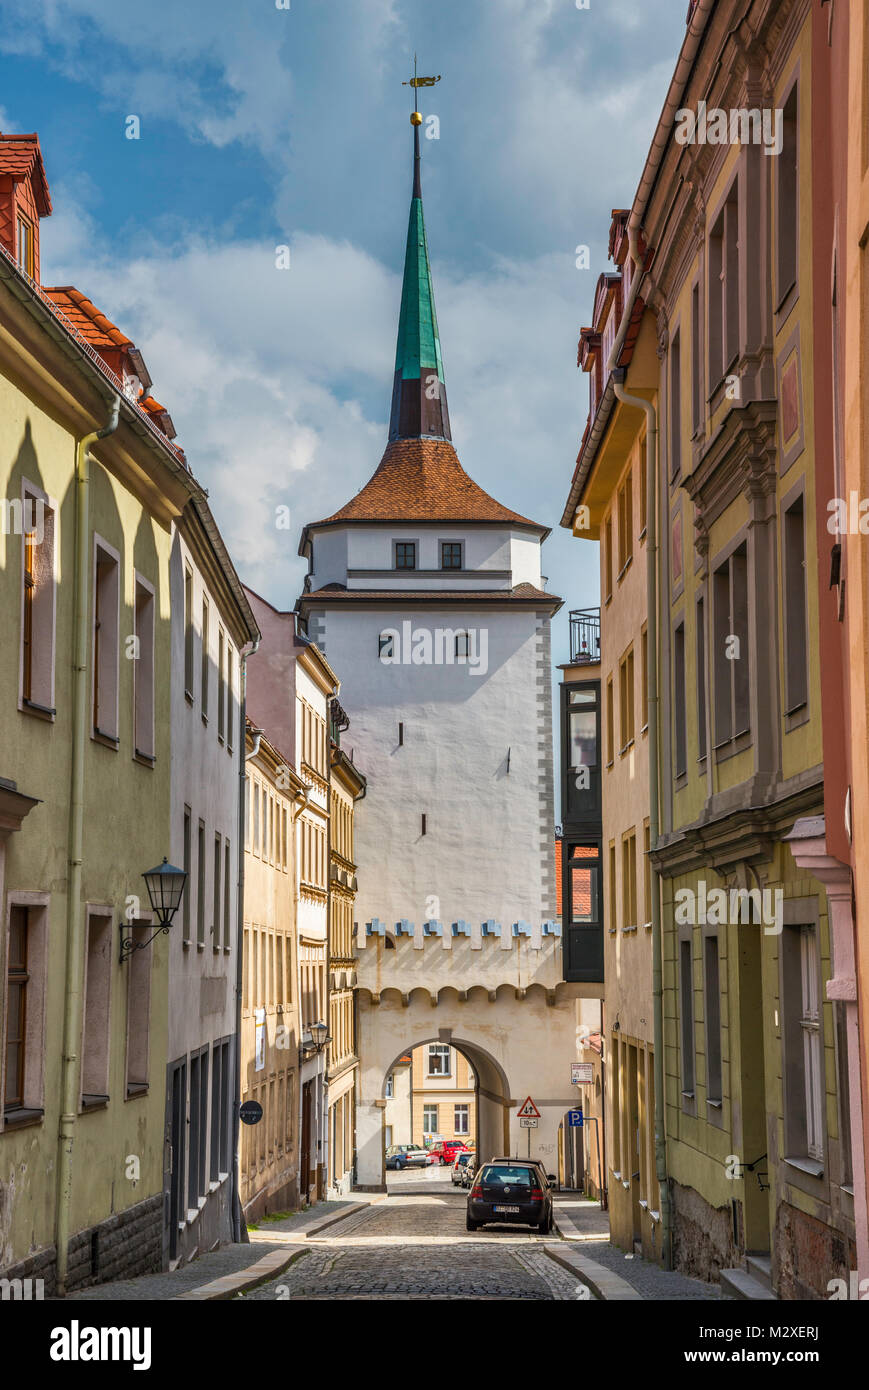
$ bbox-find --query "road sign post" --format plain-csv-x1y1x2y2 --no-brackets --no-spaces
516,1097,541,1157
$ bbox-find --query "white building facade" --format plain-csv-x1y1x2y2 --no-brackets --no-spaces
167,502,258,1264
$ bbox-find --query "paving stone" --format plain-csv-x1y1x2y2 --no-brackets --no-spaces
576,1238,721,1301
241,1190,589,1302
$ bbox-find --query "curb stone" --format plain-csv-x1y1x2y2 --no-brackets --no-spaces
247,1197,383,1245
175,1247,309,1300
543,1243,644,1300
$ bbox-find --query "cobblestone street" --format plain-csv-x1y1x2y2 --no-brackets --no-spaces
243,1182,589,1301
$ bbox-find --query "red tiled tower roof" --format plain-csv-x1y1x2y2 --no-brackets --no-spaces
309,437,546,534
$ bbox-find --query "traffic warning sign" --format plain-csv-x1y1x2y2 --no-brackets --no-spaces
516,1096,541,1119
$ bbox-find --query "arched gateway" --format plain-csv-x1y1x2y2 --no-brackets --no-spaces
354,924,585,1186
296,90,597,1191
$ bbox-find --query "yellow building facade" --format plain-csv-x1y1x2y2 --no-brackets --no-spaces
565,261,662,1257
412,1045,477,1148
646,2,853,1294
0,138,204,1291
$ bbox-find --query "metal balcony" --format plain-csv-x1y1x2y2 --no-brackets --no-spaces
569,608,601,665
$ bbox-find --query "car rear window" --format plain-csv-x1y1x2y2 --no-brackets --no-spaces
479,1166,534,1187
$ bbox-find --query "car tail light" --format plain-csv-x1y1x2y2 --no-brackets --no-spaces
471,1185,483,1198
531,1188,543,1200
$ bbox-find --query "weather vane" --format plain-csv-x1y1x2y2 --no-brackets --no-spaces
402,53,441,125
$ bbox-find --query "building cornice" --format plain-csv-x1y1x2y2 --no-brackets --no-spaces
652,771,824,877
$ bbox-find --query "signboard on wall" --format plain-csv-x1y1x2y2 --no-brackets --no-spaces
571,1063,594,1085
254,1008,266,1072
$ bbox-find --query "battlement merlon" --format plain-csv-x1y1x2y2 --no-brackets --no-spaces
356,918,561,951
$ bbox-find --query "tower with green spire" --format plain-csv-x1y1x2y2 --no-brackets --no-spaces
389,100,451,441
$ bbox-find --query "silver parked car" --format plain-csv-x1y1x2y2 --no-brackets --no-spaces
451,1151,476,1185
386,1143,430,1170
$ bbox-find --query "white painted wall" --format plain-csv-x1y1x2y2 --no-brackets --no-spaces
383,1061,411,1143
169,531,241,1062
309,524,543,591
310,602,553,932
168,529,243,1251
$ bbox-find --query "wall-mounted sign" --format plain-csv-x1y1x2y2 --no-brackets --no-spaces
239,1100,263,1126
255,1008,266,1072
571,1063,594,1085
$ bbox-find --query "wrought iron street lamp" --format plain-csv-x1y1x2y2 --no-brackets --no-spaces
119,856,187,962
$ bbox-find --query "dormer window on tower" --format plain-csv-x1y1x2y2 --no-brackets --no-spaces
395,542,416,570
441,542,462,570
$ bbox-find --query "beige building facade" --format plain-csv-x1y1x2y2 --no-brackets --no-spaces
240,725,306,1223
412,1044,477,1148
564,259,661,1258
327,732,365,1197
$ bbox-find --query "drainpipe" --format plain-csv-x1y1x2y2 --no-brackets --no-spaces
231,638,260,1243
55,394,121,1296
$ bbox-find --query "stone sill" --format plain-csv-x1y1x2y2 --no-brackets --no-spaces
2,1106,44,1130
784,1156,823,1179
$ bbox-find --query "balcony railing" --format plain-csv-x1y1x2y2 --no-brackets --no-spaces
569,608,601,665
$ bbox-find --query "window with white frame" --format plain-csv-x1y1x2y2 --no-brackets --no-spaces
427,1044,451,1077
454,1104,469,1135
422,1104,439,1133
385,1073,394,1098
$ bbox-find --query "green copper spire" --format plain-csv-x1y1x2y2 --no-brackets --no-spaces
389,84,451,441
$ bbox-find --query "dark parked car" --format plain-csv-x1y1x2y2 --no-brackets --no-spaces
386,1144,430,1170
466,1159,556,1232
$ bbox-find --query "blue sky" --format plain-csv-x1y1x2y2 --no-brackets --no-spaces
0,0,688,677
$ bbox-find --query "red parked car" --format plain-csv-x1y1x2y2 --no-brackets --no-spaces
428,1139,470,1166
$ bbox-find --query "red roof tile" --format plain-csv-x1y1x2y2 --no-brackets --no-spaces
44,286,133,350
0,134,52,215
309,438,546,533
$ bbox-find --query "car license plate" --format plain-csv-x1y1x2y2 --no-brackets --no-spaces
493,1204,520,1214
